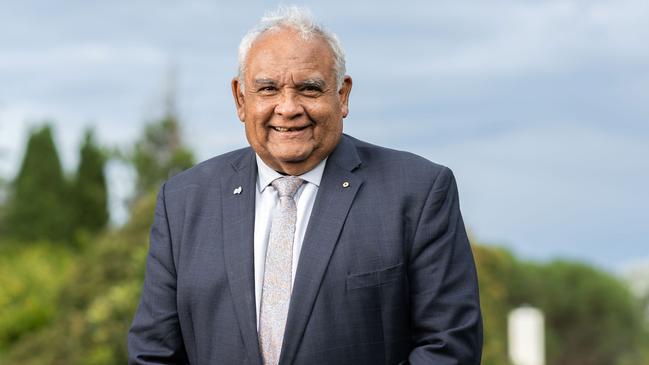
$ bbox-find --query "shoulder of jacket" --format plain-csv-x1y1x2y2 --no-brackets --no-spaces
345,134,451,179
163,146,253,191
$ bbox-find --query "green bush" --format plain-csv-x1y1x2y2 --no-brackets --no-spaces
0,241,74,352
472,244,517,365
516,261,649,365
1,192,155,365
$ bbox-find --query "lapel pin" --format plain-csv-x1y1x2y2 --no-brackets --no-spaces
233,186,242,195
342,181,350,188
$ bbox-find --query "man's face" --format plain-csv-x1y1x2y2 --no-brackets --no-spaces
232,28,352,175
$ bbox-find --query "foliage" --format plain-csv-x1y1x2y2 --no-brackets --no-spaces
513,261,649,365
72,129,109,235
474,241,649,365
2,125,111,244
0,241,74,354
2,192,156,365
472,244,516,365
5,125,73,242
0,92,196,364
0,175,7,235
131,112,194,198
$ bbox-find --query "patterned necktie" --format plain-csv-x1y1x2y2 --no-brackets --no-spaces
259,176,304,365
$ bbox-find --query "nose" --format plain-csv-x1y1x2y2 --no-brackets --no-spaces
274,90,304,119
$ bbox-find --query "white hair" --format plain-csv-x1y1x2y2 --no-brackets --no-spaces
237,5,346,91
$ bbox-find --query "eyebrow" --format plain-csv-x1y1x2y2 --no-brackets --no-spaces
251,78,327,89
253,78,277,87
297,79,326,89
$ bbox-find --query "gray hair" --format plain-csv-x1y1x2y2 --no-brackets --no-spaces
237,5,346,91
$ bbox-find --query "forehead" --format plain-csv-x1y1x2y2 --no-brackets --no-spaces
245,28,335,81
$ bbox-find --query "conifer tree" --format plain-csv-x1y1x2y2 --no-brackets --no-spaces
73,129,109,234
131,73,194,197
132,112,194,196
6,125,72,241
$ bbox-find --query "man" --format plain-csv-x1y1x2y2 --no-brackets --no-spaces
128,6,482,365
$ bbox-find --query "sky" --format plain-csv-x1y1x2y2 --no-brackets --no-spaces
1,0,647,272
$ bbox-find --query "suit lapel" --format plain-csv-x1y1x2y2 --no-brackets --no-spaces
221,149,263,365
280,136,364,364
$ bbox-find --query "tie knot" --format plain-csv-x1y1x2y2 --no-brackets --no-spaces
271,176,304,198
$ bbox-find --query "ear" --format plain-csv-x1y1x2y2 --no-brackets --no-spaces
231,78,246,122
338,76,353,118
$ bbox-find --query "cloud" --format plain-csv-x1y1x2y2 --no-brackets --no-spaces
421,123,649,267
0,44,164,71
344,0,649,79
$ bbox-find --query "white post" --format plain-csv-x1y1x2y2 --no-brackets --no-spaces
508,306,545,365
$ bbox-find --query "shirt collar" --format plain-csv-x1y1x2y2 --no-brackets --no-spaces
256,154,327,193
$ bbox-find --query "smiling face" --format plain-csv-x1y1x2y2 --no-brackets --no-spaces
232,27,352,175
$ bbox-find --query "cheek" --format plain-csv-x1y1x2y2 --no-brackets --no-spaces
311,104,342,127
313,121,343,148
247,107,272,133
253,103,270,116
244,121,266,147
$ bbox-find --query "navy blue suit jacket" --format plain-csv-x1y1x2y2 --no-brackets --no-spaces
128,134,482,364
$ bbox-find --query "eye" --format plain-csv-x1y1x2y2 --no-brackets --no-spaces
257,86,278,94
300,85,323,95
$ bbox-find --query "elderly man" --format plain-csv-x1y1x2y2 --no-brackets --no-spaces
128,6,482,365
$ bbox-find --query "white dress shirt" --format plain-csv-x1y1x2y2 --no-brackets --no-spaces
254,155,327,330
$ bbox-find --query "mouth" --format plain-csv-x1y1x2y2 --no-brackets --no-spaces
270,124,311,132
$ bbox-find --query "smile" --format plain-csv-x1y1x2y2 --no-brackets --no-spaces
271,125,310,132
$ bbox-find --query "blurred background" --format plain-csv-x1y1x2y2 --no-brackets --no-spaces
0,1,647,364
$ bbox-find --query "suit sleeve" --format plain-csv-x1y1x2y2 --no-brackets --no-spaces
406,167,483,365
128,183,189,365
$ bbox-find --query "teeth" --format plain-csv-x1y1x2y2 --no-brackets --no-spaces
273,126,306,132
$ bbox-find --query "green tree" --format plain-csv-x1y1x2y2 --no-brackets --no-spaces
0,175,8,235
131,111,194,198
512,261,648,365
72,129,109,235
472,244,516,365
2,191,156,365
5,125,72,242
473,242,649,365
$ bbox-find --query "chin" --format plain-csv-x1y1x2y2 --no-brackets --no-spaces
271,148,313,163
278,154,311,165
